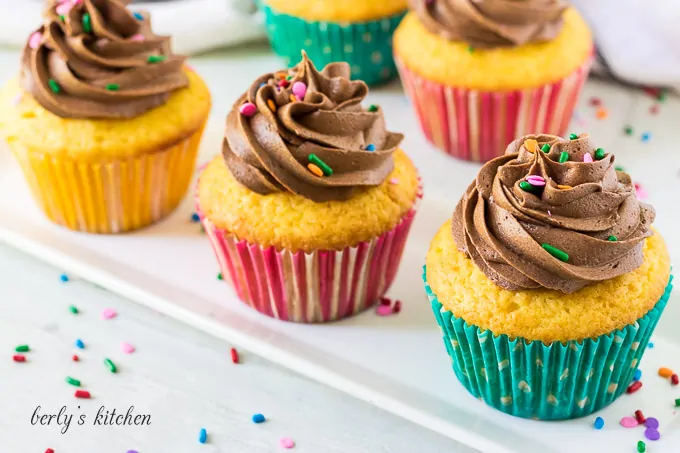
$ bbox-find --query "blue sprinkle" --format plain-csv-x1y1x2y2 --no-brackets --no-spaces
365,144,376,152
593,416,604,430
252,413,265,424
191,213,200,222
648,342,655,349
60,273,70,282
259,83,266,88
133,12,144,20
633,369,642,382
75,339,84,349
198,428,207,444
641,132,651,142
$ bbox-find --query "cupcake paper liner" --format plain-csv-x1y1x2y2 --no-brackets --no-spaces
258,1,405,86
11,124,205,234
396,57,592,162
423,266,673,420
196,187,420,323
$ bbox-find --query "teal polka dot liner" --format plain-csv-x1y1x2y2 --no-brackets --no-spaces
423,266,673,420
257,1,405,86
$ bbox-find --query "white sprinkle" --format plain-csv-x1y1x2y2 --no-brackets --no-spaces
12,93,22,106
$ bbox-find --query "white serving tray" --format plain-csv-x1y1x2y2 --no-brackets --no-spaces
2,78,679,453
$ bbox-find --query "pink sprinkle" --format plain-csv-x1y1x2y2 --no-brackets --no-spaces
101,308,117,320
292,82,307,100
97,38,110,47
239,102,257,117
634,183,648,200
620,416,639,428
28,32,43,50
12,93,22,106
526,175,546,187
131,34,145,42
376,305,393,316
583,153,594,163
121,342,135,354
56,0,75,15
547,210,552,216
279,437,295,449
389,178,399,185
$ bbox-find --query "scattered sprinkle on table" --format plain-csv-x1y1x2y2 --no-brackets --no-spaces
645,417,659,429
74,390,91,399
380,297,392,306
15,344,29,353
675,398,680,407
127,450,139,453
45,449,54,453
376,305,392,316
101,308,117,320
13,354,26,363
658,367,674,378
72,355,79,362
637,440,646,452
279,437,295,449
393,300,402,314
644,428,660,441
75,339,84,349
217,273,223,281
191,213,200,222
593,416,604,429
620,416,638,428
641,132,651,142
588,97,601,106
649,104,659,115
104,358,117,373
230,347,239,364
634,410,646,424
198,428,208,444
60,273,70,282
624,125,633,135
672,373,679,385
633,369,642,381
252,413,266,424
121,342,135,354
69,305,79,314
648,342,654,348
626,380,643,394
595,108,608,119
65,376,81,387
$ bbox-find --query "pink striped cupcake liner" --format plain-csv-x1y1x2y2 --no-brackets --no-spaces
395,56,593,162
196,189,421,323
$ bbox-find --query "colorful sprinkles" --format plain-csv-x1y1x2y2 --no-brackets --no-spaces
308,154,333,176
541,243,569,262
627,380,643,394
658,367,673,378
65,376,81,387
74,390,91,399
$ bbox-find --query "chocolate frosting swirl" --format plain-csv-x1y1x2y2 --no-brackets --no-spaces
452,134,655,293
20,0,188,119
223,53,403,203
409,0,567,49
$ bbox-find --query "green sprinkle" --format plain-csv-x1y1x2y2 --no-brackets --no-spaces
308,154,333,176
569,133,578,140
518,181,535,192
65,376,81,387
286,75,293,81
82,13,92,33
60,15,65,22
624,125,633,136
368,104,378,112
594,148,605,160
615,165,625,172
608,235,618,242
217,272,223,281
104,358,117,373
48,79,61,94
637,440,646,453
467,46,474,53
105,83,119,91
558,151,569,163
15,345,29,353
541,243,569,262
675,398,680,407
658,90,667,103
541,144,551,153
147,55,167,64
69,305,79,314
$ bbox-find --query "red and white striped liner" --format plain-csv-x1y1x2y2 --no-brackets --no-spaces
395,56,593,162
196,188,421,323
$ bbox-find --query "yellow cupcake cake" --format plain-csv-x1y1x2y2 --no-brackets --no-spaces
394,0,593,161
0,0,211,233
197,53,421,323
424,133,672,419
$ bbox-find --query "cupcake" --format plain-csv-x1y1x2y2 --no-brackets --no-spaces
257,0,407,86
0,0,211,233
197,53,421,323
424,133,672,419
394,1,593,162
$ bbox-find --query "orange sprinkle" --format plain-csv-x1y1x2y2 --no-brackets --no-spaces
658,367,674,378
557,184,572,190
289,94,297,103
596,108,608,119
307,163,323,177
267,99,277,112
523,139,538,153
276,72,287,79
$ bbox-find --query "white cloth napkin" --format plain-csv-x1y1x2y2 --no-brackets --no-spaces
0,0,265,55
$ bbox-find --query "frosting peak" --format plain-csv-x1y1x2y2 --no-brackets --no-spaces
21,0,188,119
452,134,655,293
410,0,567,49
223,53,403,202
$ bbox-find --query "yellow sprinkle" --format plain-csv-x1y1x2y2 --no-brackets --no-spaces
557,184,572,190
307,163,323,177
289,94,297,103
524,139,538,153
267,99,277,112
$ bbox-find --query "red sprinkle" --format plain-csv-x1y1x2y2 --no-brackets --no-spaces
589,97,602,107
230,347,239,364
72,354,79,362
379,297,392,306
627,381,643,394
74,390,91,399
45,449,54,453
635,410,646,424
393,300,402,313
650,105,660,115
13,354,26,362
672,374,679,386
278,79,290,88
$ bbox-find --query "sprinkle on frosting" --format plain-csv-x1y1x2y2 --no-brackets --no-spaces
451,133,655,293
222,52,403,202
410,0,567,49
20,0,188,119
